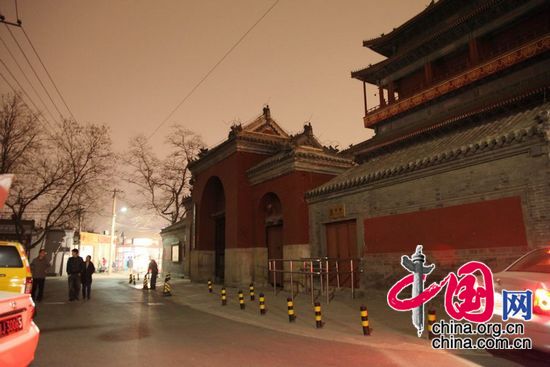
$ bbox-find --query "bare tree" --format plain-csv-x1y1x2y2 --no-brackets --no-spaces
0,93,114,250
0,93,42,174
123,125,203,224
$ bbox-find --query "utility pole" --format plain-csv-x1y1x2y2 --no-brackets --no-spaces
0,14,22,28
108,189,122,274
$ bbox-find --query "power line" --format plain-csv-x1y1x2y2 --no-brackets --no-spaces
0,67,46,125
14,0,20,21
3,24,64,121
0,10,21,27
0,33,57,123
0,68,18,93
0,56,51,126
147,0,280,139
20,26,77,122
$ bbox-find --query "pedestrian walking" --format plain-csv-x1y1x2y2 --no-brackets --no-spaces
66,249,84,301
30,249,51,302
81,255,95,300
147,259,159,290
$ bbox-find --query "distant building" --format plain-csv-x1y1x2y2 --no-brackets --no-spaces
307,0,550,287
117,236,161,274
160,214,192,279
79,232,112,272
0,219,35,249
39,228,73,276
188,107,354,285
0,220,74,276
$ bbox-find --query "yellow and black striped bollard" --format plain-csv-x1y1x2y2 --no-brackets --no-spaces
129,273,133,284
238,290,245,310
137,272,140,281
259,293,266,315
162,273,172,296
208,279,213,293
221,287,227,306
360,305,370,335
287,297,296,322
142,273,148,291
314,302,323,328
132,274,136,286
428,309,436,340
249,283,255,301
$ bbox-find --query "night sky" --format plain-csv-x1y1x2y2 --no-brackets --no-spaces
0,0,429,234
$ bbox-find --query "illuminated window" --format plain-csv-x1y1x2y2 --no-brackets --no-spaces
171,244,181,263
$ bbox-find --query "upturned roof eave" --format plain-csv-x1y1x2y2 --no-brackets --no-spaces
361,0,449,56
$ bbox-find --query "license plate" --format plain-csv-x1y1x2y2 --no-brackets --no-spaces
0,315,23,338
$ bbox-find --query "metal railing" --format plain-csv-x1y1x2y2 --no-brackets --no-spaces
268,257,362,304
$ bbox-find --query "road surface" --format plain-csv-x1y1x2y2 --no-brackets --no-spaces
31,276,547,367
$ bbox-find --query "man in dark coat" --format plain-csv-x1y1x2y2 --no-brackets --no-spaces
148,259,159,290
81,255,95,300
66,248,84,301
30,249,51,302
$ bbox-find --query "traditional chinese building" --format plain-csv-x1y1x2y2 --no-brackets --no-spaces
188,107,354,285
307,0,550,287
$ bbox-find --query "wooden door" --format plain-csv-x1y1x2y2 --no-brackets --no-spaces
214,216,225,282
266,224,283,286
325,220,358,288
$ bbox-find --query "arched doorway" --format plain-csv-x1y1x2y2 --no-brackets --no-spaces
199,176,226,282
260,193,283,286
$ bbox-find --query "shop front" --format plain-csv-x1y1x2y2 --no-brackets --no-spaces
79,232,111,272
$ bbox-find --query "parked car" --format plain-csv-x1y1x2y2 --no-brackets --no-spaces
0,291,39,366
491,247,550,352
0,241,33,294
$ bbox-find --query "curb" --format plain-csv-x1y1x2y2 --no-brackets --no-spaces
124,280,488,358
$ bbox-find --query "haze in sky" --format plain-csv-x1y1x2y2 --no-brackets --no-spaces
0,0,429,148
0,0,429,234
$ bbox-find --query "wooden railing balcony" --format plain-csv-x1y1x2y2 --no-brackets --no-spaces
363,35,550,128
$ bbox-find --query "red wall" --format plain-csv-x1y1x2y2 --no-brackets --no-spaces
251,171,334,246
193,151,267,250
364,196,528,253
193,149,334,250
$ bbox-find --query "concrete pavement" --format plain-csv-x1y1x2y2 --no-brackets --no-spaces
29,274,547,367
134,274,548,366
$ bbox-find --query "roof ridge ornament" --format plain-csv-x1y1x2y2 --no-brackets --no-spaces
263,105,271,124
303,122,313,137
228,123,243,138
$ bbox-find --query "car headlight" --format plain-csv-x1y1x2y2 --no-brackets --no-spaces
534,288,550,316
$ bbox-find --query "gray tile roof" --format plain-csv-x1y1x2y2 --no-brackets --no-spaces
307,103,549,199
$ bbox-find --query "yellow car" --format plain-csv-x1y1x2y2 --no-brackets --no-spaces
0,241,32,294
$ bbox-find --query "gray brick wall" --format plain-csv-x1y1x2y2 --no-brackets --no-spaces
161,224,190,278
308,137,550,289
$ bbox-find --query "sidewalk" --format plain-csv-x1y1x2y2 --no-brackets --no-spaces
128,276,491,361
